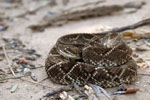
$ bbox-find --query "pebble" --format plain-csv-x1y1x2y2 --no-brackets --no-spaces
25,55,37,61
135,47,148,52
135,81,140,86
11,84,18,93
124,1,145,9
133,53,139,58
23,68,31,76
124,8,137,13
16,66,23,72
136,58,144,63
0,26,4,31
30,72,37,81
58,91,75,100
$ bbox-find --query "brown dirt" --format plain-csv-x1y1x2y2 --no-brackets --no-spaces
0,0,150,100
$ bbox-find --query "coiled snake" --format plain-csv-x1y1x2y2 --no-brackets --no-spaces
45,32,137,88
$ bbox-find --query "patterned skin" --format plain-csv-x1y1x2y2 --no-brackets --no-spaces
45,32,137,88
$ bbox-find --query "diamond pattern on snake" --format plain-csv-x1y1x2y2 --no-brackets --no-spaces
45,32,137,88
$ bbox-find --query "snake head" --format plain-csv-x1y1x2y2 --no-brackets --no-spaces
57,44,82,59
101,32,123,48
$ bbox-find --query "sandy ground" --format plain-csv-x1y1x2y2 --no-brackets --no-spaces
0,0,150,100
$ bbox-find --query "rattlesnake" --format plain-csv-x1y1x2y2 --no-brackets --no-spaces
45,32,137,88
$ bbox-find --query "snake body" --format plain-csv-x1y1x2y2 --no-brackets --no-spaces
45,32,137,88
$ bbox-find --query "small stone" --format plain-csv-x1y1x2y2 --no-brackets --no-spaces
135,47,148,52
124,8,137,13
136,58,144,63
30,72,37,81
133,53,139,58
11,84,18,93
25,64,35,69
16,67,23,72
25,55,37,61
58,91,75,100
23,68,31,76
124,1,145,9
135,81,140,86
0,24,8,31
0,26,4,31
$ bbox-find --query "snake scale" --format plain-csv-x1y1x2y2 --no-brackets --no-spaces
45,32,137,88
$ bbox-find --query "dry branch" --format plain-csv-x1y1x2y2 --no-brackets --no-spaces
2,45,16,76
40,85,74,100
2,45,53,89
0,75,29,81
101,18,150,34
29,4,124,31
58,18,150,45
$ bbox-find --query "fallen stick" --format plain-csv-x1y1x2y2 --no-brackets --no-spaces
59,18,150,45
138,73,150,76
0,75,30,81
2,45,16,76
38,77,49,83
111,88,139,95
40,83,88,100
20,78,53,89
40,85,73,100
101,18,150,34
29,4,124,31
0,66,43,75
2,45,53,89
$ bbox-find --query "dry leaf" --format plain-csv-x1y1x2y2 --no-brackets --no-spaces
122,32,141,39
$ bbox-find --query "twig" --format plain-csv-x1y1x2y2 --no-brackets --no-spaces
40,85,73,100
2,45,16,76
59,18,150,45
0,75,30,81
38,77,49,83
138,73,150,76
101,18,150,34
29,5,124,31
0,74,53,88
40,83,88,100
2,45,53,89
0,66,43,75
20,78,53,89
